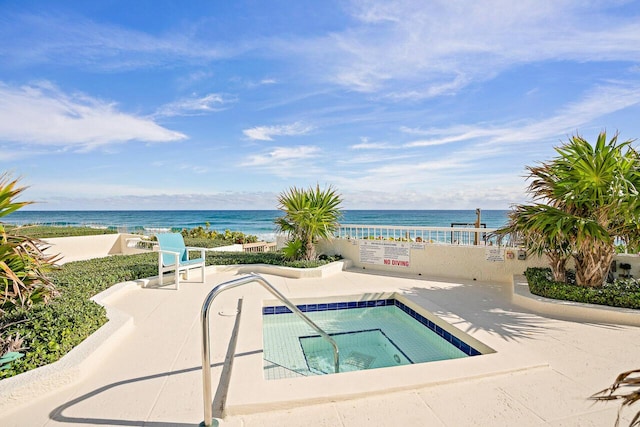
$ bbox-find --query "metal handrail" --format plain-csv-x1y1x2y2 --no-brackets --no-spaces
200,273,340,427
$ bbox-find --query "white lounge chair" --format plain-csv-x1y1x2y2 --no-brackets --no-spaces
156,233,206,289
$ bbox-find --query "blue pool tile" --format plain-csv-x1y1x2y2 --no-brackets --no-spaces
460,342,471,355
263,307,275,315
451,336,461,349
263,298,481,361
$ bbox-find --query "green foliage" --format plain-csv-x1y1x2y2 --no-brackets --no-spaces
0,252,157,379
4,225,118,238
497,132,640,287
180,225,258,245
275,184,342,260
525,267,640,309
282,239,304,260
204,250,339,268
0,247,343,379
0,174,57,315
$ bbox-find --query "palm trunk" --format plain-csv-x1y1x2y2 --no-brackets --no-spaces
304,237,316,261
546,252,568,283
574,239,615,287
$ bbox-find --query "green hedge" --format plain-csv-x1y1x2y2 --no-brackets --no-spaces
5,225,118,238
524,267,640,309
0,253,158,379
0,250,340,379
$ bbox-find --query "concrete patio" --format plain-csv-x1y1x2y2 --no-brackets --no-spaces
1,266,639,426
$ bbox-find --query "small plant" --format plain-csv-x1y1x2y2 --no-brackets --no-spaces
592,368,640,426
0,173,58,315
282,239,304,260
275,184,342,261
525,267,640,309
180,225,258,244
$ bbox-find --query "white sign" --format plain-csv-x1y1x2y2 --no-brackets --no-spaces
485,247,505,262
360,240,410,267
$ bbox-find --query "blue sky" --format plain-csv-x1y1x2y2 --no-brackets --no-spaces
2,0,640,210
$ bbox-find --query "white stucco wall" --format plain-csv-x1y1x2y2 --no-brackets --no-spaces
43,233,147,264
317,238,640,284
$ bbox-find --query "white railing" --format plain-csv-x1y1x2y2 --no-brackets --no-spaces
336,224,509,246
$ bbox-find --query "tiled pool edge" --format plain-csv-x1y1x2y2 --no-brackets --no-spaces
263,298,482,357
226,287,548,417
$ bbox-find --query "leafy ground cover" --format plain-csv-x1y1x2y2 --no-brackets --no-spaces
0,250,340,379
525,267,640,309
5,225,117,238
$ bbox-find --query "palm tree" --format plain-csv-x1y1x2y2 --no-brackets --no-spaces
275,185,343,261
497,131,640,287
498,204,572,283
0,173,57,314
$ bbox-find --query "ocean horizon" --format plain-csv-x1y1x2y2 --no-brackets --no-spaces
5,209,510,241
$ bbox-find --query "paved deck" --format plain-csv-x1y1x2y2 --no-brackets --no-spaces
1,267,639,426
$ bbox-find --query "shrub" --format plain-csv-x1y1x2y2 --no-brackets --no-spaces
0,250,341,378
0,253,157,379
4,225,117,238
180,226,258,245
525,267,640,309
1,174,58,316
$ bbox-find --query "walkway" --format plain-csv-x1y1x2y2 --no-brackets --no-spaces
1,267,639,426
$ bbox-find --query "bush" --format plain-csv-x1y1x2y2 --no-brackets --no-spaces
4,225,117,238
525,267,640,309
0,252,157,379
0,250,342,378
180,226,258,244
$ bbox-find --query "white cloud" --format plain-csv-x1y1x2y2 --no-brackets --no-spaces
0,81,187,149
401,82,640,151
0,12,241,70
350,137,393,150
242,122,314,141
155,93,232,117
289,1,640,97
241,146,320,166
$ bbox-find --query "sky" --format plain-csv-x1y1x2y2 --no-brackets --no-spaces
2,0,640,211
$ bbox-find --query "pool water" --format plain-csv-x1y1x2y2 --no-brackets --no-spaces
262,299,482,380
300,329,412,374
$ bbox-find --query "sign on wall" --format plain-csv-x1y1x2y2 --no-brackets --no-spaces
359,240,410,267
485,247,505,262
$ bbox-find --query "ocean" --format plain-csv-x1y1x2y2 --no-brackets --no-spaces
4,210,509,241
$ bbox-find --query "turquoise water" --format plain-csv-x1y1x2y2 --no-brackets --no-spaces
262,305,469,380
4,210,508,241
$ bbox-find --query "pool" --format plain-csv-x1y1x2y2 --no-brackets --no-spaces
223,291,517,415
262,297,484,380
